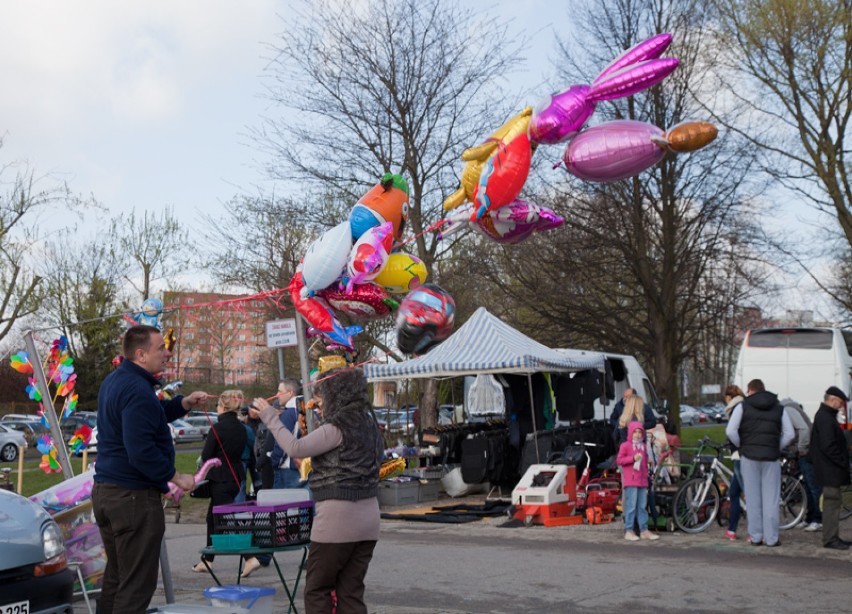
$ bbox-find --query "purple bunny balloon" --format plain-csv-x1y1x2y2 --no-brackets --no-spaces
529,33,679,145
441,199,563,244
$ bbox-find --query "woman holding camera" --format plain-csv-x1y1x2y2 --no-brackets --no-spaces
250,368,383,614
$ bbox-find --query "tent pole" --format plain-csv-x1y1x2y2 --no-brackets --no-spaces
527,373,540,464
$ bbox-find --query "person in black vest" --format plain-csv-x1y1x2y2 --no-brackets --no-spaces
725,379,794,547
810,386,851,550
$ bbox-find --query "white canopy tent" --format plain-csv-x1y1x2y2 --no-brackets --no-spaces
364,307,606,463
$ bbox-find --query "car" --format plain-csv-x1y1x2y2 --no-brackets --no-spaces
702,403,728,423
184,415,218,438
0,413,43,423
1,420,50,447
59,412,98,439
679,405,699,427
0,424,28,462
0,488,74,613
169,418,205,443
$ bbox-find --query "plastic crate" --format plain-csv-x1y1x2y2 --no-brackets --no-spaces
212,500,313,547
377,480,419,508
417,479,442,502
402,466,445,480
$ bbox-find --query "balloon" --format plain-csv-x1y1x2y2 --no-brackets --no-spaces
134,297,163,329
563,119,718,182
289,271,361,351
373,253,428,294
396,284,456,356
442,199,564,244
529,34,679,145
470,132,533,220
345,221,394,292
318,282,398,320
652,121,718,152
301,222,352,296
563,119,667,182
165,458,222,503
349,173,410,241
444,107,533,211
593,33,674,84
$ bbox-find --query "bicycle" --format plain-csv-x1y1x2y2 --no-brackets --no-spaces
672,439,807,533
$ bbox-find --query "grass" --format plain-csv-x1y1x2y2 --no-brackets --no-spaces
679,424,727,449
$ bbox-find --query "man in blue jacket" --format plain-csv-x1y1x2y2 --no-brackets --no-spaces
92,325,208,614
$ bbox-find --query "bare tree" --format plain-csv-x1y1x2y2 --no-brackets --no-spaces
480,0,772,424
709,0,852,309
0,147,82,346
111,207,194,301
248,0,525,426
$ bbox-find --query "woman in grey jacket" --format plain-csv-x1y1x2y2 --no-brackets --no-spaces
251,368,383,614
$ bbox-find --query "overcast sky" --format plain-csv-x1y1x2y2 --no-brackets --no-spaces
0,1,834,320
0,0,554,231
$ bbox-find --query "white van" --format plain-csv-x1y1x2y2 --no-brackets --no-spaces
732,327,852,420
554,349,663,422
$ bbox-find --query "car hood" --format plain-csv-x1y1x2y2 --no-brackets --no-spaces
0,489,51,569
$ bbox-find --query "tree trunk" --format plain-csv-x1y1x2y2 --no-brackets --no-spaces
419,379,439,430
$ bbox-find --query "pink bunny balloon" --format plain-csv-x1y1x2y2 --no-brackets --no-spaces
165,458,222,504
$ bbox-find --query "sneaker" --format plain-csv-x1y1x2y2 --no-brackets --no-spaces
624,532,640,542
191,561,210,573
724,530,737,541
748,536,762,546
764,541,781,548
241,556,262,578
796,520,809,529
804,522,822,532
640,531,660,541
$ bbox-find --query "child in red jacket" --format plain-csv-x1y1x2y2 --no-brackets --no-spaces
617,421,659,541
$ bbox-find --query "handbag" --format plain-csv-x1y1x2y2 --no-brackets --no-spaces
190,480,212,499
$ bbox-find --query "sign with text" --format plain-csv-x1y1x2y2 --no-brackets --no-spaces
265,318,298,348
701,384,721,395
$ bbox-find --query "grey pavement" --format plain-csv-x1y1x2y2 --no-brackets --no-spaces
75,498,852,613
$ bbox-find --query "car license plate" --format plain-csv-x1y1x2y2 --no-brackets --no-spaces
0,602,28,614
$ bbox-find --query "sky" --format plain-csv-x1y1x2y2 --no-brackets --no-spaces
0,0,554,232
0,1,835,321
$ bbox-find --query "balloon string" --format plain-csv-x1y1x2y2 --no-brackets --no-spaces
397,219,448,248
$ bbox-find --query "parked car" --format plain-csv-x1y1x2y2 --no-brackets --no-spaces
702,403,727,423
184,415,218,438
169,418,205,443
679,405,699,427
0,413,43,423
0,488,74,613
2,420,50,447
59,412,98,439
0,424,28,462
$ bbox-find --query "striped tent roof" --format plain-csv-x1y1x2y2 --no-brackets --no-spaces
364,307,605,381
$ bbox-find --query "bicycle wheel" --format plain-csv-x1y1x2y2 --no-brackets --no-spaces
779,475,806,530
673,477,720,533
841,485,852,521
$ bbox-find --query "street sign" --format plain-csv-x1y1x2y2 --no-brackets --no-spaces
265,318,298,348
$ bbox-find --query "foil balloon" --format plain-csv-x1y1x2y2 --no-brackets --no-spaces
652,121,718,152
563,119,718,182
470,132,533,220
165,458,222,504
349,173,410,241
318,282,398,320
442,199,564,244
373,253,428,294
289,271,362,351
301,222,352,296
529,33,679,145
345,221,394,292
563,119,667,182
134,297,163,329
396,284,456,356
444,107,533,211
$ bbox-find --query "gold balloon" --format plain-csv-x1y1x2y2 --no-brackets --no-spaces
662,121,718,153
443,107,533,211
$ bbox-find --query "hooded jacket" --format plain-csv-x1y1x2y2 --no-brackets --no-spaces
616,421,649,488
810,403,851,488
738,390,785,461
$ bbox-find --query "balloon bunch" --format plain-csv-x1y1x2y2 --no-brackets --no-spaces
290,173,428,351
9,337,79,473
441,34,717,237
165,458,222,504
